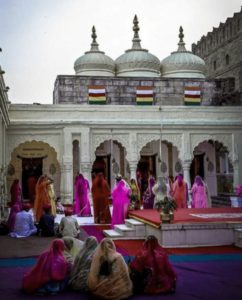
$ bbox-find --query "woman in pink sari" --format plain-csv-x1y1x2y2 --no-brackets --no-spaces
111,177,131,228
10,179,22,208
130,235,176,295
22,239,71,295
73,174,91,217
191,175,208,208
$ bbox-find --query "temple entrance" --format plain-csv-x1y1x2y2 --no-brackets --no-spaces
92,155,111,184
22,158,43,201
190,153,205,186
137,155,156,199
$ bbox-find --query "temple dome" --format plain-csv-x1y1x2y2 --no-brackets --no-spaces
115,15,160,77
74,26,115,76
161,27,206,78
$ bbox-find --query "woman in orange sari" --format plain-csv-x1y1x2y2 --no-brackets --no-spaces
34,175,51,222
91,173,111,224
172,174,187,208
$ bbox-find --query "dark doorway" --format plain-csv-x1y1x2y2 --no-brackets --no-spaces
190,153,205,185
92,155,111,186
22,158,43,201
137,155,156,199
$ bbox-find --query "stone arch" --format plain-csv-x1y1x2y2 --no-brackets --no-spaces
190,134,232,161
137,133,182,160
91,133,129,164
7,140,61,201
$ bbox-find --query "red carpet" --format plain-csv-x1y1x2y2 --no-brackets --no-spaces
129,207,242,228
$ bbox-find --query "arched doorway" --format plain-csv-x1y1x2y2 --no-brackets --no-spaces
92,140,127,188
7,140,60,202
138,140,179,199
191,140,233,197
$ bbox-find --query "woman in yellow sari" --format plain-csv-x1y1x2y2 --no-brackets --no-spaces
88,237,133,299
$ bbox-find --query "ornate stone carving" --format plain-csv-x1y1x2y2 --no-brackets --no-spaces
91,133,129,163
191,133,232,159
137,133,160,155
7,136,60,163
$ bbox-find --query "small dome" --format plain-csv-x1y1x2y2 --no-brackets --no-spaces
161,27,206,78
115,15,160,77
74,26,115,76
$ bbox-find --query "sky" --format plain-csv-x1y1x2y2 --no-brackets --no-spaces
0,0,241,104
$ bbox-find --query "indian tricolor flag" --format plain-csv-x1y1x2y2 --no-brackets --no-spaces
88,86,106,104
184,83,201,105
136,86,153,105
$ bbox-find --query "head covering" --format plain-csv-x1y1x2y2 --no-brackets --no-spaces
130,235,176,294
64,207,73,216
116,174,122,182
22,203,31,211
69,236,98,291
43,203,51,213
195,175,203,186
22,239,69,293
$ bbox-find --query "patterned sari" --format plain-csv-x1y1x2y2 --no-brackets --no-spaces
88,238,133,300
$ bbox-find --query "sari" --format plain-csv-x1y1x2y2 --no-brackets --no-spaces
111,180,130,228
63,236,84,264
34,175,51,222
88,238,133,300
172,175,187,208
129,179,141,210
7,203,21,232
73,174,91,217
22,239,71,294
130,235,176,295
69,236,98,291
10,179,22,208
91,173,111,224
143,177,156,209
191,176,208,208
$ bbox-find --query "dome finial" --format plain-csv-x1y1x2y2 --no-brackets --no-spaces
90,26,99,51
132,15,142,49
177,26,186,52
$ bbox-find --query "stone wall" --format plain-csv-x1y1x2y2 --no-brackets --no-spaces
192,8,242,96
54,75,236,106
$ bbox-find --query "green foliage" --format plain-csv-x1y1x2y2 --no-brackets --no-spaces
155,196,177,214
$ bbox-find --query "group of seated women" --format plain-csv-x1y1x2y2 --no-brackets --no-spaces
22,235,177,299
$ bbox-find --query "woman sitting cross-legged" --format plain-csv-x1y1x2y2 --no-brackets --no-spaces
68,236,98,291
130,235,177,295
88,237,133,300
22,239,72,295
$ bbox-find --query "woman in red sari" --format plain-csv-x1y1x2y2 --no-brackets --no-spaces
130,235,176,295
91,173,111,224
10,179,22,208
22,239,71,295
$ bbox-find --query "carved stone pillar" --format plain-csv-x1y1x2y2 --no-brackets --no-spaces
182,161,191,188
129,161,138,181
80,162,92,186
61,128,73,204
61,158,73,204
233,160,239,189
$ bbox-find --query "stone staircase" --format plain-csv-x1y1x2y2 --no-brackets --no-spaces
103,218,146,240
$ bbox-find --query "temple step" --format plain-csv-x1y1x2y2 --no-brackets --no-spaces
103,218,146,240
114,224,135,237
103,229,123,238
234,228,242,248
